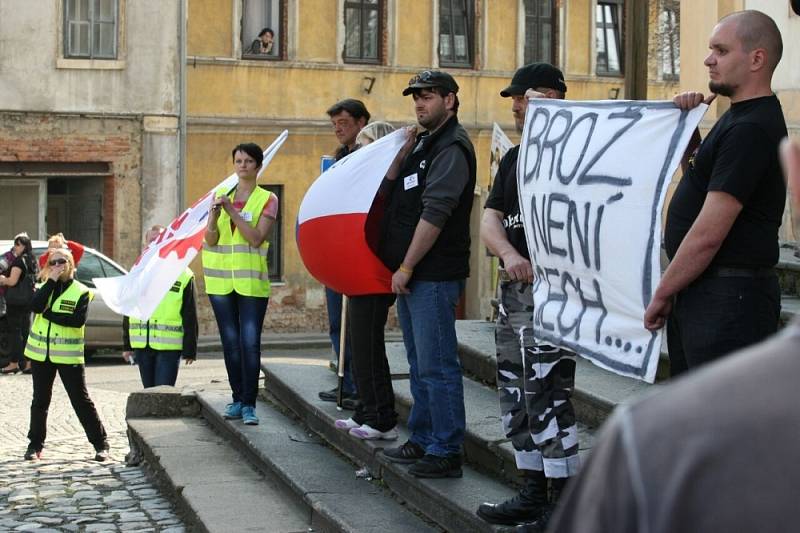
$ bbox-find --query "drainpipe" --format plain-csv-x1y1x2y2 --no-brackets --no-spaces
178,0,187,212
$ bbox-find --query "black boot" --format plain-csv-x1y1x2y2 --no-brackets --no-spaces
515,476,569,532
477,470,548,526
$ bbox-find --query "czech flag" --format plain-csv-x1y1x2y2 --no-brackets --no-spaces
297,129,407,295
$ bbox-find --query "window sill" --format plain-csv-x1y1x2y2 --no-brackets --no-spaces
57,58,126,70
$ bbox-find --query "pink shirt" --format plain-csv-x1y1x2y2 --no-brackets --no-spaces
230,193,279,233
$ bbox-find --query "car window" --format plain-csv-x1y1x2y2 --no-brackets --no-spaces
75,252,105,288
98,255,126,277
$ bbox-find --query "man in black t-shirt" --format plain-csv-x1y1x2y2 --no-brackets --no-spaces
476,63,578,532
644,10,787,375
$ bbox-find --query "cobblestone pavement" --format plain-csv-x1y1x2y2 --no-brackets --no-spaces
0,366,186,532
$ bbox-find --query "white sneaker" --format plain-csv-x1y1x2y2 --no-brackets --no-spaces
349,424,399,441
335,418,360,430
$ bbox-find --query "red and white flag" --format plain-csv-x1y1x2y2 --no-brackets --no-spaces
95,131,288,320
297,129,407,295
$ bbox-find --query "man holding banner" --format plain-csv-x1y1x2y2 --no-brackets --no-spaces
476,63,577,531
645,10,787,375
378,71,475,479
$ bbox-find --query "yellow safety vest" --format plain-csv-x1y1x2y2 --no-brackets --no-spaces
129,268,193,351
202,186,271,297
25,280,93,365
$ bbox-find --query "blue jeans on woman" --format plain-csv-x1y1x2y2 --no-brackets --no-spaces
135,348,181,388
209,292,269,407
396,279,465,457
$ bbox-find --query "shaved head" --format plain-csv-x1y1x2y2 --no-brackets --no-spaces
719,10,783,72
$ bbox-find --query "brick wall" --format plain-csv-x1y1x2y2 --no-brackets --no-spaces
0,112,143,265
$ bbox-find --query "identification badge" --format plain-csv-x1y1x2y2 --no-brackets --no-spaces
404,173,419,191
241,211,253,222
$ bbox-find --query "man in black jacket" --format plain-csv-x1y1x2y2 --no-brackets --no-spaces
379,71,476,478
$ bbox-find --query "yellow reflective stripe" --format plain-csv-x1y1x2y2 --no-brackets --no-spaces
25,344,83,358
203,244,268,257
149,337,183,346
150,324,183,333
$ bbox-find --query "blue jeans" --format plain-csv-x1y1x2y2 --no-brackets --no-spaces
396,280,465,457
209,293,269,406
135,348,181,388
325,287,356,395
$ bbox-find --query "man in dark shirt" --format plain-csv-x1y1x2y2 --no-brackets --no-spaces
318,99,370,407
549,137,800,533
644,10,787,375
379,71,476,479
476,63,578,533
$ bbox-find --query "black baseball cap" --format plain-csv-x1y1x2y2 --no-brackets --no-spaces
500,63,567,97
403,70,459,96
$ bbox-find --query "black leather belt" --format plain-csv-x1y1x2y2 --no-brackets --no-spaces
703,266,775,278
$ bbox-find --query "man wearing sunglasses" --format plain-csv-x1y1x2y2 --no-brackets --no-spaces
378,70,476,478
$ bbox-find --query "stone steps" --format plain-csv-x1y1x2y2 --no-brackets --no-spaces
126,386,439,533
128,416,311,533
262,359,523,533
195,390,440,533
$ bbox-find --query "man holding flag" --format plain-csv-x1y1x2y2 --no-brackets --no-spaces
378,71,476,479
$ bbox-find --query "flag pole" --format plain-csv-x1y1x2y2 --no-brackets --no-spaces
336,295,349,410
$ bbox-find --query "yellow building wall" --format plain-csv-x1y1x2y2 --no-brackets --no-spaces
296,0,338,62
394,1,433,67
186,0,690,328
187,0,232,57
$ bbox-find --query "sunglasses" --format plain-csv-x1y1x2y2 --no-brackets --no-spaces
408,70,434,86
49,258,68,266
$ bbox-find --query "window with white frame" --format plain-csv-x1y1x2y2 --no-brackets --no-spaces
657,0,679,80
242,0,282,59
524,0,555,65
63,0,118,59
595,0,623,76
439,0,473,68
344,0,382,64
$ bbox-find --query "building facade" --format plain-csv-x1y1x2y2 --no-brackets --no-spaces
185,0,682,330
0,0,183,266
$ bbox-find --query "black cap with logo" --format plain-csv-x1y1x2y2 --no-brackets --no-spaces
500,63,567,97
403,70,460,96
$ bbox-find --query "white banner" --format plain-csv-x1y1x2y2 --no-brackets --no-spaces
95,131,289,320
490,122,514,184
518,100,706,382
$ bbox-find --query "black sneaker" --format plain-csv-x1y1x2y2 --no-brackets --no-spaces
382,440,425,464
408,453,463,478
318,387,357,403
24,446,41,461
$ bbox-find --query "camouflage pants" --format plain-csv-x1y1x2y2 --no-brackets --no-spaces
495,280,580,478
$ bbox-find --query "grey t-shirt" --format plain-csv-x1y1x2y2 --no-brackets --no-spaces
550,319,800,533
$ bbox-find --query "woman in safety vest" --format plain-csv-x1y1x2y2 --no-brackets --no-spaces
23,247,109,461
122,225,199,387
202,142,278,426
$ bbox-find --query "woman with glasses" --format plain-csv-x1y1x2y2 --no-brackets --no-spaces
23,247,109,461
202,143,278,426
0,233,38,374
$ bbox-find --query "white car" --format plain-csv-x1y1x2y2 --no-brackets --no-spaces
0,240,127,358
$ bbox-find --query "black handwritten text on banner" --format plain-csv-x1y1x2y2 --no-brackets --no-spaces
517,100,706,383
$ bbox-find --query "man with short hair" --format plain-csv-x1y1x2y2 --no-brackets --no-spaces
318,98,371,407
476,63,578,532
379,71,476,478
548,136,800,533
645,10,787,375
